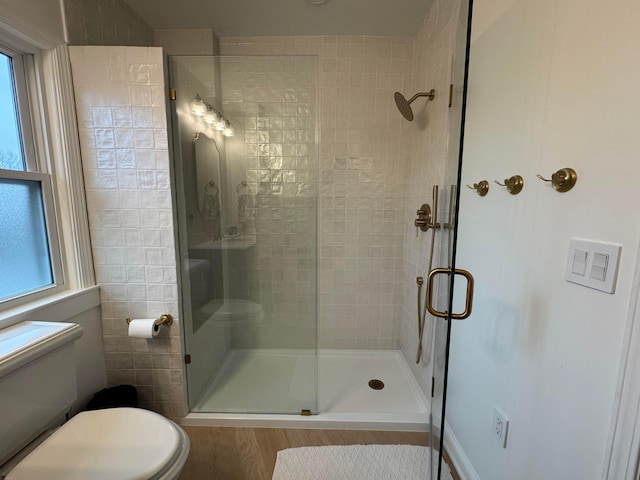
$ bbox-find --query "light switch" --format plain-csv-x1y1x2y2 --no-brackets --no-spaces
590,253,609,281
571,250,588,276
565,239,622,294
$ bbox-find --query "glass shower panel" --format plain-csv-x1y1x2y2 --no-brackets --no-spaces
169,56,318,415
429,1,473,478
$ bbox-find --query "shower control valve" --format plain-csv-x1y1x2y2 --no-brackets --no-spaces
414,204,432,234
415,218,428,237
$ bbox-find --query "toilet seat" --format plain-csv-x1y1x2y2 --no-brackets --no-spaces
6,408,189,480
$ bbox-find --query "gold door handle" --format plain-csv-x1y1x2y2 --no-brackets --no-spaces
425,268,475,320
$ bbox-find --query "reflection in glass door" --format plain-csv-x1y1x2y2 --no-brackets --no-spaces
169,55,318,415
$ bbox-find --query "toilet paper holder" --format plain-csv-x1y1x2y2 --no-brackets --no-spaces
126,313,173,326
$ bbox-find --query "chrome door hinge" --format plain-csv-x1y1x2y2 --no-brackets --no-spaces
184,354,191,364
169,87,176,101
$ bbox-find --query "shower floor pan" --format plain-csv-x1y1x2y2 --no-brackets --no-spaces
184,349,429,431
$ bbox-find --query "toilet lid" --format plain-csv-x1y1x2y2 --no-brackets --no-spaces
7,408,182,480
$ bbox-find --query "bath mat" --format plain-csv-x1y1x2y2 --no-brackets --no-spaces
272,444,453,480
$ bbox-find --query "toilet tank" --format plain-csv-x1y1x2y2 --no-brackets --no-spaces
0,321,83,467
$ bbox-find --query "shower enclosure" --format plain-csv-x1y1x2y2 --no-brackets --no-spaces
169,51,432,429
169,18,472,479
169,55,319,415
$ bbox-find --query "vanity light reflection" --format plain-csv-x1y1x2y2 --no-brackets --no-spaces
189,94,206,117
190,93,233,137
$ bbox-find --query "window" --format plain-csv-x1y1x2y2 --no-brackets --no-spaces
0,45,63,305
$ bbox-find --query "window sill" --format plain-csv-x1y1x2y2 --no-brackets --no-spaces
0,286,100,329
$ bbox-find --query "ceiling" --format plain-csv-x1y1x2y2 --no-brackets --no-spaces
123,0,434,37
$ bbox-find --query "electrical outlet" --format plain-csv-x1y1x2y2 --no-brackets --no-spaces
492,407,509,448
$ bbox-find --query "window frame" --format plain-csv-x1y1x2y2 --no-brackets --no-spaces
3,44,36,171
0,42,67,309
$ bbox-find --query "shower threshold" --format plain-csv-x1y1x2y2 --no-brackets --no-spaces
183,349,429,432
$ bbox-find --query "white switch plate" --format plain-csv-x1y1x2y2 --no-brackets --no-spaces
565,239,622,294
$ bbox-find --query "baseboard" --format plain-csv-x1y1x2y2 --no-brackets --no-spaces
443,421,481,480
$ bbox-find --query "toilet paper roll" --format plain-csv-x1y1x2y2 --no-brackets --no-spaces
127,318,160,338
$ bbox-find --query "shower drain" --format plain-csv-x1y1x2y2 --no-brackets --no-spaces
368,379,385,390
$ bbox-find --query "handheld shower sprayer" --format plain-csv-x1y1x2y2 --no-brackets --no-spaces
416,185,439,364
394,89,436,121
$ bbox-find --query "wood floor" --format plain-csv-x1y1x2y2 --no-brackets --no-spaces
179,426,459,480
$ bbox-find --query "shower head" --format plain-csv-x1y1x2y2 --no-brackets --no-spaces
394,89,436,121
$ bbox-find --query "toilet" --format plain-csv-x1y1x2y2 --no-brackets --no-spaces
184,257,265,334
204,298,265,330
199,298,265,346
185,258,210,307
0,321,190,480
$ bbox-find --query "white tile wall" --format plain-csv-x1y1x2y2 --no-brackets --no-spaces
220,36,415,349
69,46,185,419
216,56,318,349
400,0,463,397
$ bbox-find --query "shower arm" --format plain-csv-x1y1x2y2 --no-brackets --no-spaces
407,90,436,104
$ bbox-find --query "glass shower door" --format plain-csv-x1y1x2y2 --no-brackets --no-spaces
168,55,319,415
428,1,474,478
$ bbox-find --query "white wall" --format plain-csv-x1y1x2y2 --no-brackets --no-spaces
62,0,153,46
446,0,640,478
153,29,218,55
1,289,107,412
34,291,107,411
0,0,65,46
